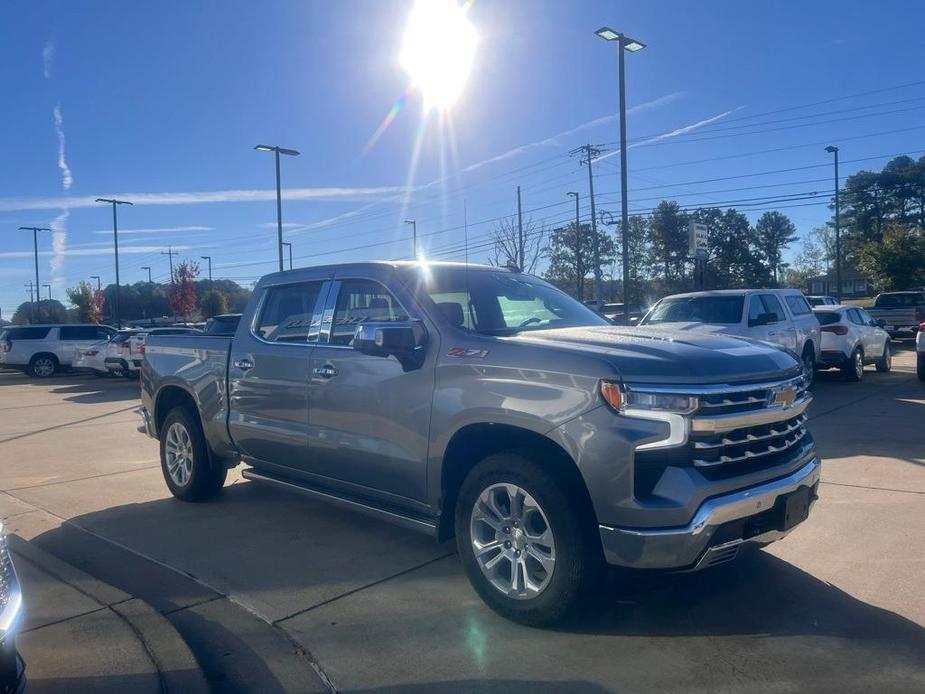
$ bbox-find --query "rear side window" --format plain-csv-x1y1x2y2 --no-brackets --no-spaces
330,279,409,346
759,294,786,323
847,309,866,326
256,282,325,344
60,326,112,341
5,327,51,340
784,295,811,316
815,311,841,326
874,293,923,308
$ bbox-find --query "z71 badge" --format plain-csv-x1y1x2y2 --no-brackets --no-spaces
447,347,489,359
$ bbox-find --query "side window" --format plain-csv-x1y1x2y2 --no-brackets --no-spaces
256,282,324,344
847,309,865,326
96,327,114,340
60,326,98,341
760,295,786,323
747,295,765,323
429,291,475,330
785,295,811,316
330,279,409,346
859,309,875,326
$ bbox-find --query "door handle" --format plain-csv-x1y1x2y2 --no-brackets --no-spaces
234,358,254,370
313,365,338,379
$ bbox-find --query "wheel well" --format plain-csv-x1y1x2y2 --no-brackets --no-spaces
801,341,813,357
154,386,198,436
437,423,595,543
30,352,58,364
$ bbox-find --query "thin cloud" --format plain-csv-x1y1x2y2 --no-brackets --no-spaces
592,108,741,163
91,225,213,235
53,104,73,191
458,92,685,176
43,41,54,79
0,245,192,259
0,186,410,212
50,209,68,281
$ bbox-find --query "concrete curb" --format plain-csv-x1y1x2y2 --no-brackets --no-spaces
9,535,209,693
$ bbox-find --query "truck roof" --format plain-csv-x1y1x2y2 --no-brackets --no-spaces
259,260,507,283
660,288,803,300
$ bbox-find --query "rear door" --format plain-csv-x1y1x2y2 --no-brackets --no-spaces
305,274,434,503
227,280,329,465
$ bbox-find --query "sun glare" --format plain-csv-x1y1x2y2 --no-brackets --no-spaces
400,0,478,112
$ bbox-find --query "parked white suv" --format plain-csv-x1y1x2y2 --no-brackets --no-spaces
0,324,117,377
813,305,891,381
640,289,822,384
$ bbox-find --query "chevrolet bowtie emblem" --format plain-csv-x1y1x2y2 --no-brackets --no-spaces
770,386,796,408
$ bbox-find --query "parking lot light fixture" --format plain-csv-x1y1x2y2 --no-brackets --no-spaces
95,198,133,328
825,145,842,303
255,144,300,272
18,226,51,322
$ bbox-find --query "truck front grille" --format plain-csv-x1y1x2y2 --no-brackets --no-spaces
691,412,808,468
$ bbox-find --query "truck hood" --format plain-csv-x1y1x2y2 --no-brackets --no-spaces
506,325,800,385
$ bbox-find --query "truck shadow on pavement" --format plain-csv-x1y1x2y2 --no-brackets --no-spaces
48,380,141,405
26,483,925,691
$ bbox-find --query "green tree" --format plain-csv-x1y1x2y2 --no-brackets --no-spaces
11,299,68,325
198,288,229,319
544,222,615,301
754,211,799,286
857,223,925,291
66,281,102,323
648,201,689,285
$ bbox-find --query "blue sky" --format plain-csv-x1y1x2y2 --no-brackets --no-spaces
1,0,924,317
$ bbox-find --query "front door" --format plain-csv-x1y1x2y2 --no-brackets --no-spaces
758,294,796,352
306,277,434,503
227,280,327,465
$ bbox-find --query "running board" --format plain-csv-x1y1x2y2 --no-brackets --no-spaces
241,468,438,537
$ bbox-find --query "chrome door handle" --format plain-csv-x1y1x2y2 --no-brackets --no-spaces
313,365,338,379
234,358,254,370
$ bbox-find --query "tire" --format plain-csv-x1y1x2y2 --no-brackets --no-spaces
124,369,139,380
801,344,816,390
28,353,58,378
842,347,864,382
875,341,892,373
159,407,227,502
918,354,925,382
455,451,603,627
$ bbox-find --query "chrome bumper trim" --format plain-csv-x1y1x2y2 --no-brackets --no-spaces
599,456,821,570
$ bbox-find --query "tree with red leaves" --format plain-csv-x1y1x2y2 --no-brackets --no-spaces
169,260,200,320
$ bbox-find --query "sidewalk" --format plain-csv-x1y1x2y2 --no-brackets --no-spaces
9,535,207,694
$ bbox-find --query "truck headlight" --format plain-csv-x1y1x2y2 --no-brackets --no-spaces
600,382,698,415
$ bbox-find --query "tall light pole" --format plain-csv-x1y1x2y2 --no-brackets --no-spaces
825,145,842,303
96,198,133,328
404,220,418,259
567,191,583,301
200,256,213,282
91,275,102,292
280,243,293,270
596,26,645,324
43,284,52,302
18,226,51,323
140,267,152,284
255,144,300,272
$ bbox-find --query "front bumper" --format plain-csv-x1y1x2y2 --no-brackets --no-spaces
599,456,821,570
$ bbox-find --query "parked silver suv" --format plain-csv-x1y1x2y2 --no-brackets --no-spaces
0,324,116,377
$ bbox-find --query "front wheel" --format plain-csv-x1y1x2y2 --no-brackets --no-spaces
159,407,227,502
455,452,603,627
875,341,892,373
801,346,816,390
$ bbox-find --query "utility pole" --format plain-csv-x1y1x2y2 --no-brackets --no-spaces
140,267,152,284
24,282,34,323
161,247,177,283
95,198,132,328
567,191,583,301
200,256,213,282
255,144,300,272
516,186,524,271
571,144,607,302
825,146,841,302
18,226,51,324
404,220,418,258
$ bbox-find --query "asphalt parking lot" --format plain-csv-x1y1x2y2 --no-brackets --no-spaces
1,346,923,693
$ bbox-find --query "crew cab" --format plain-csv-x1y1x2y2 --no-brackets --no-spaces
639,289,821,386
139,262,820,626
867,291,925,339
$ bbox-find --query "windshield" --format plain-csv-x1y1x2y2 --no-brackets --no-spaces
874,293,922,308
409,268,608,336
642,295,744,325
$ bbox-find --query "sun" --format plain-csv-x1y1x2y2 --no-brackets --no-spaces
400,0,478,112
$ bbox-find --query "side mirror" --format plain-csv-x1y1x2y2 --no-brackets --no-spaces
748,312,777,328
353,321,427,370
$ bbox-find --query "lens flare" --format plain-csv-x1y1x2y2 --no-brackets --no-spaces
400,0,478,112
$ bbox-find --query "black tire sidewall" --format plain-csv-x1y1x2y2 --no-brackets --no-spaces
455,451,600,627
876,342,891,372
843,348,863,381
29,354,57,378
159,408,225,501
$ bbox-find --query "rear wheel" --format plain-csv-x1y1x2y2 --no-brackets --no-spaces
29,354,58,378
843,347,864,382
455,451,603,627
159,407,226,501
875,341,892,373
801,345,816,390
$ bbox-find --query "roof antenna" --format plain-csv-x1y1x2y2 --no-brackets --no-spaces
464,199,473,328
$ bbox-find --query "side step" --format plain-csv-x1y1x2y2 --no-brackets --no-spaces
241,468,438,537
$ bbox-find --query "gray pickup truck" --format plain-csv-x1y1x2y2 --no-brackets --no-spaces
139,261,820,625
867,291,925,338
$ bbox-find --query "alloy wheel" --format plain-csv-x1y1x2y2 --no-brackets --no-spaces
164,422,194,486
470,483,556,600
855,350,864,380
33,358,55,377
